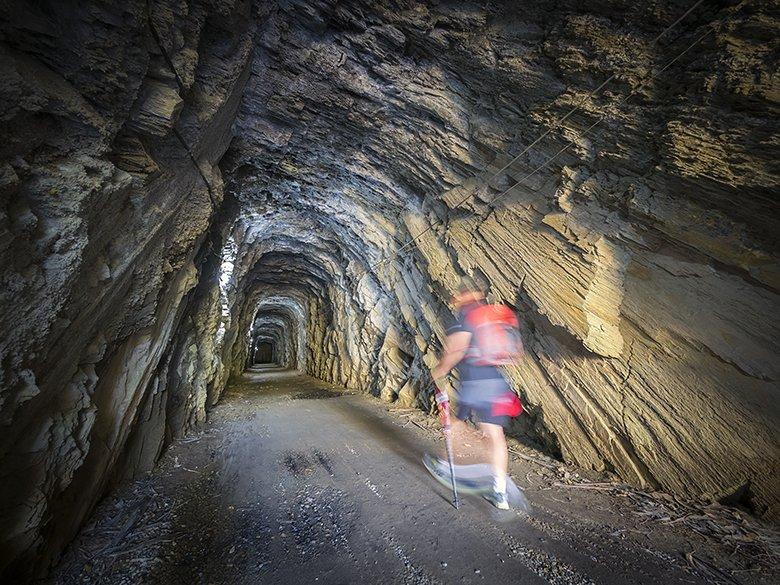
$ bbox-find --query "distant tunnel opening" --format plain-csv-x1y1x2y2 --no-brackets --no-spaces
244,291,310,372
254,342,274,364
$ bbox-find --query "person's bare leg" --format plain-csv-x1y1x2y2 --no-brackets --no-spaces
478,422,508,493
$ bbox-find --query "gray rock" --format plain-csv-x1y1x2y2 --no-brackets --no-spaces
0,0,777,581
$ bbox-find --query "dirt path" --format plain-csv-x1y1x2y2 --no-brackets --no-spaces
48,368,776,584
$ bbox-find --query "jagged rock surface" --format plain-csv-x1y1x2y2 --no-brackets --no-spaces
0,0,253,578
0,0,778,580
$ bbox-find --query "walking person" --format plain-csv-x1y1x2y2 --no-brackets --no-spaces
429,277,523,509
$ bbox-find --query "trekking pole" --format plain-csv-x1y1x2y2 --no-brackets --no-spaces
433,381,460,509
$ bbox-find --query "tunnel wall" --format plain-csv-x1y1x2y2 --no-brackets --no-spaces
0,0,778,581
0,0,253,579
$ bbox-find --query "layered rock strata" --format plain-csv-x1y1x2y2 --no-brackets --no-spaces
0,0,253,578
1,0,778,580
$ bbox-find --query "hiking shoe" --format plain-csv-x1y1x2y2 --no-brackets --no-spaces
484,489,510,510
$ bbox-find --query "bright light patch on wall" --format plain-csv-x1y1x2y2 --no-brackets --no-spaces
216,236,238,345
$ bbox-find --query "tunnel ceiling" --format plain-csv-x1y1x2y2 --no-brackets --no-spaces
0,0,778,580
223,0,779,280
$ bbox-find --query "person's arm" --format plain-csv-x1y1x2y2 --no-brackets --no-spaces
431,331,471,381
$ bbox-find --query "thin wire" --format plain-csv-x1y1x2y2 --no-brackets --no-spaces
467,0,707,200
354,0,716,281
480,25,715,215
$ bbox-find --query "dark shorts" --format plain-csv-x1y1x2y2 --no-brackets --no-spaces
455,377,512,428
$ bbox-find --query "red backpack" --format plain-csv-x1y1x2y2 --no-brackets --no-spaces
464,304,523,366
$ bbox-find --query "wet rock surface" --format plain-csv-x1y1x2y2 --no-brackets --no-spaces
47,369,779,585
0,0,778,581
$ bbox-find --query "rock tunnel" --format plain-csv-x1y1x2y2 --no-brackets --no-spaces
0,0,778,581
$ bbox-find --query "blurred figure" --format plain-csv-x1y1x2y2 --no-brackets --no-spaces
430,277,523,509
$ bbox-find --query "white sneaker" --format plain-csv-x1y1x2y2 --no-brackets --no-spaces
484,489,510,510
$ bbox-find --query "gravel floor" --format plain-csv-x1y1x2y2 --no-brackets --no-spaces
46,367,778,584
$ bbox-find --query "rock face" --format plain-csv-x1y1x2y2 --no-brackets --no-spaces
0,0,778,580
0,0,254,578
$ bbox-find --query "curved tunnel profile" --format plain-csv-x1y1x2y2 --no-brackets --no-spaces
250,295,307,368
0,0,778,581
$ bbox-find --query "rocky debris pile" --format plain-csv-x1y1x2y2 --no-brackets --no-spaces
50,478,179,584
550,475,780,570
